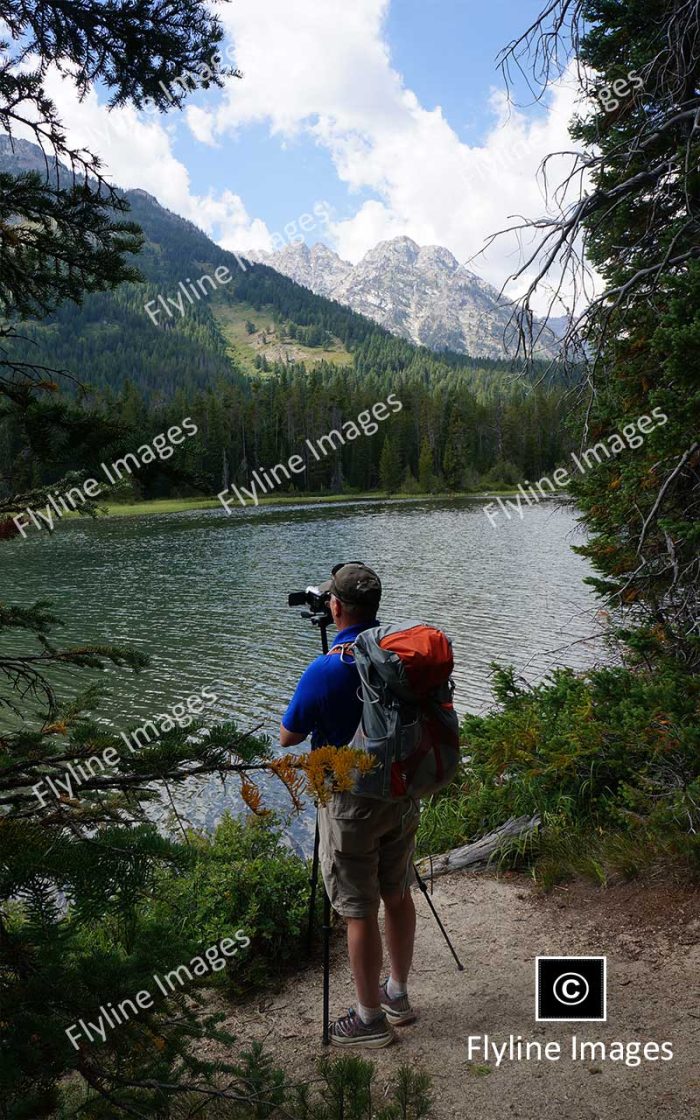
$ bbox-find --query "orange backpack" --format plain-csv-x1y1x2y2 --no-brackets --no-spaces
334,622,460,800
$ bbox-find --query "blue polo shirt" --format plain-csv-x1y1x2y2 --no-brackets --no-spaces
282,621,378,747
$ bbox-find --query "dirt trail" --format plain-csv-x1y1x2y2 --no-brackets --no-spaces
221,872,699,1120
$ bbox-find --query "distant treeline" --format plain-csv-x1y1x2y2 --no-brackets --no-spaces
0,364,574,501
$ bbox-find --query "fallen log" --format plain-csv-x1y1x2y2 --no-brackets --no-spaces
415,814,540,880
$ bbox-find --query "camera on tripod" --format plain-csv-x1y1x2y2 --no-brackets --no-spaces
288,586,333,628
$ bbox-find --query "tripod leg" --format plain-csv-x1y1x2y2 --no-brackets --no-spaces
309,809,331,1043
307,815,320,952
414,864,464,971
322,887,331,1045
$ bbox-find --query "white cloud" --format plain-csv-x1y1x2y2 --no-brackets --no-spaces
22,1,592,313
184,104,219,148
31,68,275,252
201,0,587,312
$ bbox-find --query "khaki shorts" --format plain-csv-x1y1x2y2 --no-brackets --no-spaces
318,791,421,919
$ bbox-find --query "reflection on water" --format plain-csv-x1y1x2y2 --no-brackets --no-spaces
2,497,603,842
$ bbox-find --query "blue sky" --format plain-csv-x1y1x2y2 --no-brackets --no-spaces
172,0,553,243
384,0,547,137
42,0,579,307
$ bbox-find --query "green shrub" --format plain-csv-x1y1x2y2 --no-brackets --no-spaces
292,1055,432,1120
56,1039,432,1119
482,459,521,486
69,812,313,999
464,661,699,829
420,659,700,882
147,813,313,991
416,785,511,856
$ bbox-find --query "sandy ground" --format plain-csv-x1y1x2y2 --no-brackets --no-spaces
219,871,699,1120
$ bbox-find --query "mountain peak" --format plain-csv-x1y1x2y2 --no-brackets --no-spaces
0,135,57,176
244,239,352,299
128,188,160,205
310,241,348,263
416,243,460,273
248,235,558,359
364,236,421,264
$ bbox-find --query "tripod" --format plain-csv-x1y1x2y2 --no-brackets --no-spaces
304,615,463,1046
305,616,333,1045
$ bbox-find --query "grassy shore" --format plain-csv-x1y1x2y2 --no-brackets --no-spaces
87,489,525,518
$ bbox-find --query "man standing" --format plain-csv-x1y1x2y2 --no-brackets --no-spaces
280,562,419,1048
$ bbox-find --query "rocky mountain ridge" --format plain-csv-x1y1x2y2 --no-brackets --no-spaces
246,236,560,360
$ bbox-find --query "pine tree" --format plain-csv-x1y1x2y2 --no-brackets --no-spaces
500,0,700,664
442,406,471,490
418,437,435,492
0,2,279,1114
379,436,402,492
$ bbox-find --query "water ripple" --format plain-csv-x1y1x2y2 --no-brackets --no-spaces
2,497,603,839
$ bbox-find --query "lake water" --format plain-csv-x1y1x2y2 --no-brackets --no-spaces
2,497,604,845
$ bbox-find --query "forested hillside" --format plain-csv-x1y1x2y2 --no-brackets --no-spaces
0,138,574,500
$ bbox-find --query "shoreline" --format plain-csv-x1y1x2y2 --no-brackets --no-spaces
72,488,571,520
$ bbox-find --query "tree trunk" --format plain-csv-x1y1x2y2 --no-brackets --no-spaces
415,815,540,879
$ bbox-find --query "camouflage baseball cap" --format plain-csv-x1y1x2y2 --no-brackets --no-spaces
320,561,382,607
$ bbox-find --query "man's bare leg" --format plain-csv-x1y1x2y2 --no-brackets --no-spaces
382,889,416,989
328,915,393,1046
346,915,382,1014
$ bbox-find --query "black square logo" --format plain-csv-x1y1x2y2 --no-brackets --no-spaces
536,956,607,1021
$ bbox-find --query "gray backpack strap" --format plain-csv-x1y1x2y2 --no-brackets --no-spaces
350,622,460,801
349,633,401,799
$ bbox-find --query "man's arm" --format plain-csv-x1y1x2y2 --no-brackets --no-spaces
280,657,324,748
280,723,306,748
